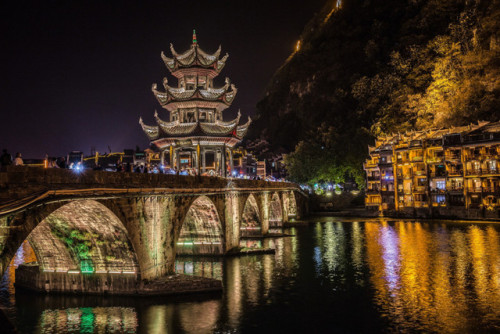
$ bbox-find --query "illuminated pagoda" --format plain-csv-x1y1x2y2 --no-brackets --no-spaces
139,30,251,176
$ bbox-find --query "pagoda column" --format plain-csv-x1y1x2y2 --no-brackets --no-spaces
160,150,166,166
228,148,234,176
176,149,181,170
202,148,206,173
169,146,173,167
221,145,226,178
196,144,201,175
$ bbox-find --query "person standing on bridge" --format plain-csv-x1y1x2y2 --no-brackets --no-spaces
13,152,23,166
1,149,12,168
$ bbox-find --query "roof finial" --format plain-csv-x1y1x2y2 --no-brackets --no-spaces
192,29,197,45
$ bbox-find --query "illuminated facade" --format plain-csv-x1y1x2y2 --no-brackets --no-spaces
139,31,251,176
364,121,500,218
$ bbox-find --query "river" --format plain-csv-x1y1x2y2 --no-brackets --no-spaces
1,217,500,333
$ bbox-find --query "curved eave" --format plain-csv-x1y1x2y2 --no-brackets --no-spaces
200,122,238,136
236,116,252,139
163,44,228,72
152,85,236,106
139,117,160,140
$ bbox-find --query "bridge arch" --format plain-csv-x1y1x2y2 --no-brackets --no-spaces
176,195,224,255
284,191,298,220
2,199,140,284
241,194,262,237
269,192,283,228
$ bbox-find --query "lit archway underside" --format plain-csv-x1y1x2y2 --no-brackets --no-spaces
27,200,139,274
269,192,283,228
241,194,261,237
177,196,223,255
286,192,298,218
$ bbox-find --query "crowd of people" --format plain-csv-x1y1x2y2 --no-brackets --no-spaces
0,149,275,181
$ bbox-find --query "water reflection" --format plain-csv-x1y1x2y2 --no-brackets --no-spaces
3,220,500,332
364,221,500,332
37,307,137,333
0,240,37,307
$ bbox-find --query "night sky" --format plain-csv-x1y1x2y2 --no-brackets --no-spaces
1,0,326,158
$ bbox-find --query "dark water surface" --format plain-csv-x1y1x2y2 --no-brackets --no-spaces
2,218,500,333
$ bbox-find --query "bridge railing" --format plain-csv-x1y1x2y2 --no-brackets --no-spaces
0,167,302,202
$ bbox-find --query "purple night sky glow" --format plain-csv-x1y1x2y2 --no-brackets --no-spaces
1,0,326,158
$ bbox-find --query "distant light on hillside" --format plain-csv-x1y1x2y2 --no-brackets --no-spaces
296,40,301,52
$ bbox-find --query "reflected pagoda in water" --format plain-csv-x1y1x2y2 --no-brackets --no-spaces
140,30,251,176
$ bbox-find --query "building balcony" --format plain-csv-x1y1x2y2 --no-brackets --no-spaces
426,157,444,164
466,169,482,176
430,172,447,178
467,187,483,193
447,170,463,177
367,176,381,181
445,154,461,161
413,170,426,176
448,187,464,193
414,201,429,208
430,188,446,193
363,162,378,169
411,156,424,162
481,187,500,194
413,186,427,193
481,168,500,175
366,189,380,194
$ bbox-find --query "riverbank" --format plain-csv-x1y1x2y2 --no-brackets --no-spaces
305,211,500,224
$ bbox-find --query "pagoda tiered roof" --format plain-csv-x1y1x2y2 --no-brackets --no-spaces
151,78,237,108
161,42,228,76
139,110,251,144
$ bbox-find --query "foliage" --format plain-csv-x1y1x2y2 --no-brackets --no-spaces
251,0,500,186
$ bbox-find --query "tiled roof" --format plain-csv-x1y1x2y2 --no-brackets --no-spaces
161,43,228,72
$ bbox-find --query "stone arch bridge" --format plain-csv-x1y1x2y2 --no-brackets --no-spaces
0,168,307,286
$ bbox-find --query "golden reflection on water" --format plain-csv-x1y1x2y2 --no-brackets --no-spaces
365,220,500,332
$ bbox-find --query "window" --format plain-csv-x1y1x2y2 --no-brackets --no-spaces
436,180,446,190
434,195,445,204
199,111,207,122
488,160,497,171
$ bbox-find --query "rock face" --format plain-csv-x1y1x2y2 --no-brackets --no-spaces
251,0,500,166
